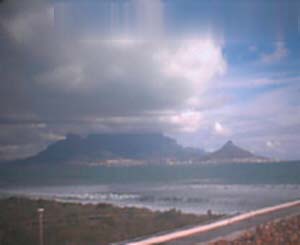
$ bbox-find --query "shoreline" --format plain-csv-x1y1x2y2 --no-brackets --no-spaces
1,183,300,216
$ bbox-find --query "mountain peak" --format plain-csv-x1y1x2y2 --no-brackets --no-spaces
224,140,234,146
202,140,264,162
221,140,239,151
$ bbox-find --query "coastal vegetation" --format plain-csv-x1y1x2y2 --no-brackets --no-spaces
0,197,221,245
211,214,300,245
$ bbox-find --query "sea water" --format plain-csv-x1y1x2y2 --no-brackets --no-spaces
0,162,300,214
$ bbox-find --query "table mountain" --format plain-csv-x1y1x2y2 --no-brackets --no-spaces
20,133,205,165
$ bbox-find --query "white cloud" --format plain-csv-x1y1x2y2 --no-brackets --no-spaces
41,133,66,141
87,110,203,134
220,74,300,89
1,0,300,161
260,42,288,64
213,121,231,136
195,84,300,159
44,37,226,94
0,0,229,162
167,111,202,133
31,36,227,122
156,39,226,91
266,140,281,149
1,0,228,126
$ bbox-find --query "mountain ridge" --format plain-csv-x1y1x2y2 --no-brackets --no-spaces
22,133,205,165
12,134,270,166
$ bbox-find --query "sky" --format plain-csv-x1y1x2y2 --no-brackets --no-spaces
0,0,299,160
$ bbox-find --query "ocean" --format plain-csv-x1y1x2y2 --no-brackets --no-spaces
0,162,300,214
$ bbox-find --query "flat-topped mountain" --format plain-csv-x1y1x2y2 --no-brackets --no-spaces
21,133,205,165
201,140,268,163
12,135,270,166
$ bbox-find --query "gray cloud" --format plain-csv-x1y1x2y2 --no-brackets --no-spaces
0,0,299,161
0,0,228,159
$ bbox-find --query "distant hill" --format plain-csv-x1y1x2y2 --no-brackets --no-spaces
20,133,206,165
201,140,269,163
10,135,270,166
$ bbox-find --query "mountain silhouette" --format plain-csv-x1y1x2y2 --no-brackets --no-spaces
11,136,269,166
21,133,205,165
202,140,267,163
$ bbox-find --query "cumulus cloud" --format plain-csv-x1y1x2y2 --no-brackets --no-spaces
203,84,300,159
156,39,226,89
168,111,202,133
2,0,298,161
28,37,226,122
0,0,227,159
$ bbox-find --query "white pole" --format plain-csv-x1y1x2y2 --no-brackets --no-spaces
37,208,45,245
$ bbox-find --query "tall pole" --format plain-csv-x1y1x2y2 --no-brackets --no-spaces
37,208,44,245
